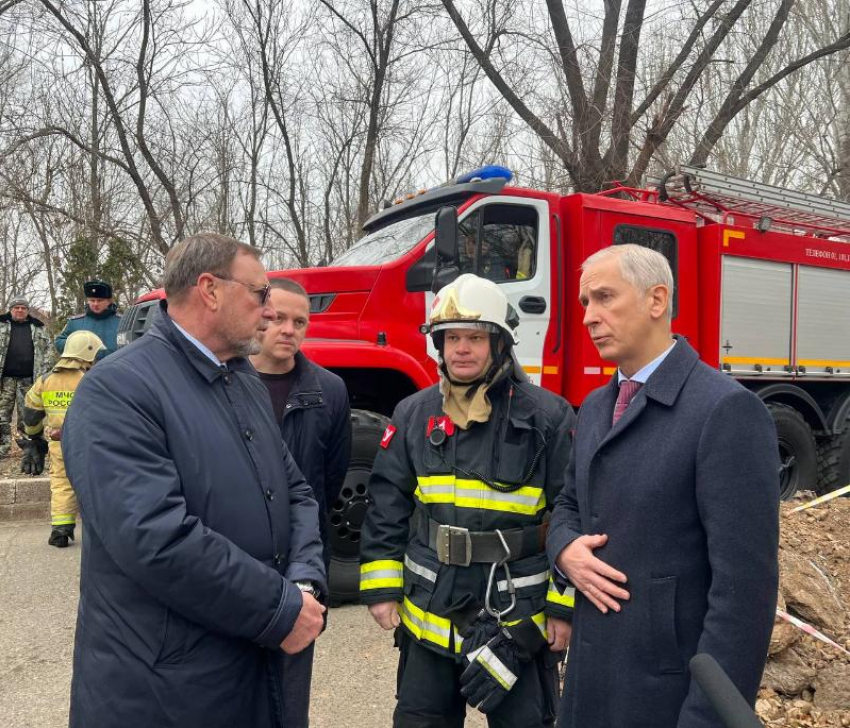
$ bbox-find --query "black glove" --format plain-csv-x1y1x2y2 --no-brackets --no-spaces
460,620,547,714
18,436,48,476
459,610,500,659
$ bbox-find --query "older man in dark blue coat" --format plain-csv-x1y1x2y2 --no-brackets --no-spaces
62,233,327,728
547,244,779,728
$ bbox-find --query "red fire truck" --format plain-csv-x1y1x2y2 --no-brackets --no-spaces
119,164,850,600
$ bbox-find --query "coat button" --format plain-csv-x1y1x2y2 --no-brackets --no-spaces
223,373,233,385
274,553,283,565
245,429,254,440
266,489,275,501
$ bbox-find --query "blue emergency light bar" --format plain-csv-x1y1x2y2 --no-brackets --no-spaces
453,165,513,185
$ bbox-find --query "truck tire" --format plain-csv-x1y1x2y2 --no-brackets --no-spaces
767,403,817,501
816,412,850,496
327,409,390,606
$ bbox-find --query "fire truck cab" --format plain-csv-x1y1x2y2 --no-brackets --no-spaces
119,164,850,601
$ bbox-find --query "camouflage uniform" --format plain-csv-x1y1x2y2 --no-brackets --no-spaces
0,314,52,457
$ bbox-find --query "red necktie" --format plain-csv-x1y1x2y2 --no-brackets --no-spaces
612,380,642,425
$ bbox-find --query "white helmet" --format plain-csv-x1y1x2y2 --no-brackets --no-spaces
424,274,520,344
61,330,106,363
423,274,526,382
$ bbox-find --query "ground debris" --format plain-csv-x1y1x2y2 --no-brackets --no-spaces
757,497,850,726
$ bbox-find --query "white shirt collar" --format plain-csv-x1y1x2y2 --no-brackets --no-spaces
618,339,676,385
172,321,223,367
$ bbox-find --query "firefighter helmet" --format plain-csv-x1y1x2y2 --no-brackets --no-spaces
425,274,520,344
62,330,106,363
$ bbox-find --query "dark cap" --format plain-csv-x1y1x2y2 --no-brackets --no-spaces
84,280,113,299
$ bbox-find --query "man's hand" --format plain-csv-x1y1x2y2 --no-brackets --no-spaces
547,617,571,652
280,592,326,654
556,534,629,614
368,601,401,630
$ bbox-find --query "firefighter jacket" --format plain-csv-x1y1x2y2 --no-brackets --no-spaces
360,375,576,658
0,312,52,379
23,362,86,437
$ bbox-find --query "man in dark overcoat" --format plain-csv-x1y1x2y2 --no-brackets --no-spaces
547,243,779,728
62,233,327,728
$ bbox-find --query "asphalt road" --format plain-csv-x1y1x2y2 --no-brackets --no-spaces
0,521,486,728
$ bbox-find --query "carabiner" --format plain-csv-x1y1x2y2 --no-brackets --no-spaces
484,530,517,620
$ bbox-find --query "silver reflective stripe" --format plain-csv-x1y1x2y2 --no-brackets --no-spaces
402,605,451,641
361,569,401,582
420,485,455,495
404,554,437,583
497,570,549,591
453,486,540,509
477,645,518,690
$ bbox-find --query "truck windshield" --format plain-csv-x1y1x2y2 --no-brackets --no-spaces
329,213,434,267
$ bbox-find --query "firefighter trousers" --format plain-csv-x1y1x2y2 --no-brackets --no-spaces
392,630,559,728
48,441,77,527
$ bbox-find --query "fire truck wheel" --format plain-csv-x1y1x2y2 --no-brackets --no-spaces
767,403,817,501
328,409,390,606
816,413,850,496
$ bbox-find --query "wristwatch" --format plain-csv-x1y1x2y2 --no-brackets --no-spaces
294,581,320,599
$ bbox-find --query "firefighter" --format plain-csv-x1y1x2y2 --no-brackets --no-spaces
360,273,576,727
20,330,105,547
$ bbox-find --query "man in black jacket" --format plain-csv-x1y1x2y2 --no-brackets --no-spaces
62,234,327,728
251,276,351,728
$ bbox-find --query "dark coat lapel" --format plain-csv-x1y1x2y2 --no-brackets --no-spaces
594,336,700,451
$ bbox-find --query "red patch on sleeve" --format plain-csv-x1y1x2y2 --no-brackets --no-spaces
380,424,397,449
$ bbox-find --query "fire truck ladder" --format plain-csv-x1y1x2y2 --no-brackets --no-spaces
655,165,850,241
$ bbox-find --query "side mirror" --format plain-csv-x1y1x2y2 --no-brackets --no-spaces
432,206,460,293
434,206,458,265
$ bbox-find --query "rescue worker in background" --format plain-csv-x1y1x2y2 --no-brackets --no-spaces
21,330,105,547
460,232,511,282
0,295,52,461
55,280,120,361
360,274,576,727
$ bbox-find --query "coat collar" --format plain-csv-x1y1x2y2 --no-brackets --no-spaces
594,335,699,447
149,300,254,384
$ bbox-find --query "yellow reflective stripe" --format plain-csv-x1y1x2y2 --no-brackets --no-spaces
400,597,452,648
41,390,74,416
360,560,403,591
504,611,548,640
24,423,43,436
414,475,546,516
546,578,575,608
51,514,76,526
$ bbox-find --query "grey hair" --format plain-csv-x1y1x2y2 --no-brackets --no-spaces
269,277,308,300
164,233,261,300
582,244,674,318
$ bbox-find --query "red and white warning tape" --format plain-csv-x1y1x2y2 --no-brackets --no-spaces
790,484,850,513
775,608,850,657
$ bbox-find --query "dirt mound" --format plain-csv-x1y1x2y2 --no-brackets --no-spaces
757,497,850,727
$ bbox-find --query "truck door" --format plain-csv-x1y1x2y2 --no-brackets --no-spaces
426,196,551,385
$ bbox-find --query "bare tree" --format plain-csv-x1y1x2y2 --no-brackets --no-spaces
441,0,850,191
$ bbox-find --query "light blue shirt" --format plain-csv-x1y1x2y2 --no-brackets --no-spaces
617,339,676,385
172,321,223,367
